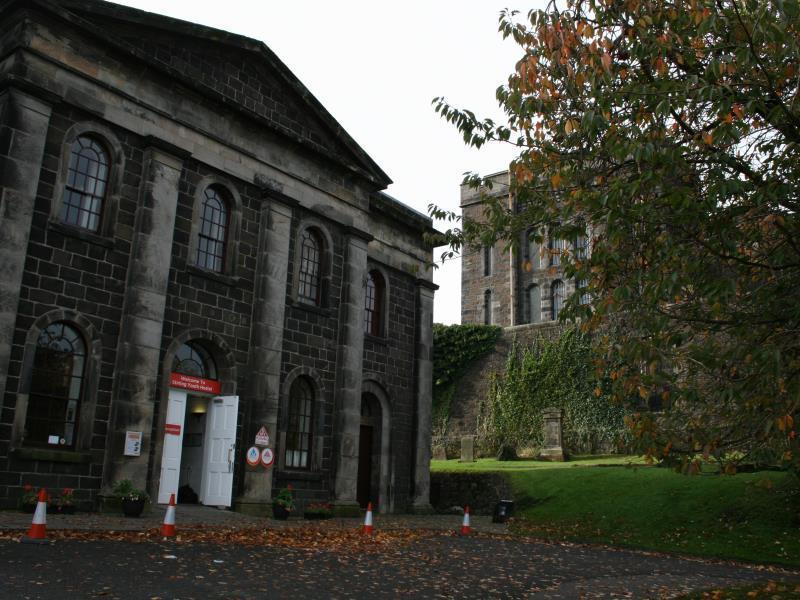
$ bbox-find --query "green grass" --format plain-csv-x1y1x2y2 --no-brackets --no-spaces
432,457,800,567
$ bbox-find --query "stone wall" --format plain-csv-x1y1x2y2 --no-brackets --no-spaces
440,322,567,455
429,471,513,515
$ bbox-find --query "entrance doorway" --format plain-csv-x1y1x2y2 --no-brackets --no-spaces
356,393,381,509
157,390,238,506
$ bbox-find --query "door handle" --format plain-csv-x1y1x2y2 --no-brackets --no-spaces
228,445,234,473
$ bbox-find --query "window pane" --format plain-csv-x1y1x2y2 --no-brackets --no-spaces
285,378,314,469
196,187,229,273
61,136,108,232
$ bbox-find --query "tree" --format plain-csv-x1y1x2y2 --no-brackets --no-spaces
432,0,799,473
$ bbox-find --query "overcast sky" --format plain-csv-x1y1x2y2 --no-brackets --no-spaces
112,1,539,323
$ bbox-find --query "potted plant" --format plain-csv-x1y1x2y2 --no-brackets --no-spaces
20,484,38,513
303,502,333,520
272,484,294,520
112,480,149,517
55,488,76,514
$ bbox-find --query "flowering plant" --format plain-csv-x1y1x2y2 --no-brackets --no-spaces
273,484,294,511
21,484,38,505
112,479,149,502
57,488,75,507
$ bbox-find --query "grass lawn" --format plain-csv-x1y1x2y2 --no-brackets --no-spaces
431,457,800,567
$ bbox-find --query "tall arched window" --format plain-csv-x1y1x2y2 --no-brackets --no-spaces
364,270,385,336
549,227,565,267
286,377,314,469
578,279,590,305
524,228,539,270
483,245,493,276
575,230,589,260
196,186,229,273
172,342,217,380
298,229,323,305
25,323,86,448
60,136,109,232
484,290,492,325
527,284,541,323
551,280,564,320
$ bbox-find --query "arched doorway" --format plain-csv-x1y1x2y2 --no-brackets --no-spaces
157,340,238,507
357,393,381,509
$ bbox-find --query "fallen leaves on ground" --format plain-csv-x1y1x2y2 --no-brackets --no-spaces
0,525,442,553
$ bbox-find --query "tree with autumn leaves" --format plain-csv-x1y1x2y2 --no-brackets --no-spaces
432,0,799,474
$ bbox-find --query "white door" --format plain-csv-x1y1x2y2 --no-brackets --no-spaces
200,395,239,507
157,389,188,504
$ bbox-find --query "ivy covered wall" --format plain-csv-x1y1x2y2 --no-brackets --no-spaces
432,323,628,458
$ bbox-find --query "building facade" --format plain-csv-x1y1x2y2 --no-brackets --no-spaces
0,0,436,515
460,172,584,327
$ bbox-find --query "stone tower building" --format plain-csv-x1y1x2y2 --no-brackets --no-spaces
460,172,583,326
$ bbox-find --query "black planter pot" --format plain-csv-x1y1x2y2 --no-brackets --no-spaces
56,504,76,515
272,504,291,520
121,497,146,517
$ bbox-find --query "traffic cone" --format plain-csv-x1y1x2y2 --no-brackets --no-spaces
161,493,177,538
460,505,471,535
362,502,374,535
22,488,49,544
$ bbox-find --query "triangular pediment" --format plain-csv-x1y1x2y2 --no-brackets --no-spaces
48,0,391,187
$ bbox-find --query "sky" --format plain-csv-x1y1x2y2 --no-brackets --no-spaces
112,1,538,323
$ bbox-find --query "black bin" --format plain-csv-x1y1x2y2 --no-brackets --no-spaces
492,499,514,523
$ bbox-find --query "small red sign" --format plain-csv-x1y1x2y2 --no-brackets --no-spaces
165,423,182,436
260,447,274,468
169,372,221,394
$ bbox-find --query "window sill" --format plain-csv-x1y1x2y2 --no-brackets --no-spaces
48,221,114,249
364,333,387,346
277,470,324,481
12,447,93,463
186,264,240,287
290,300,335,318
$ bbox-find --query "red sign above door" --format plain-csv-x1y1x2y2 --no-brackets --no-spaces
169,372,221,394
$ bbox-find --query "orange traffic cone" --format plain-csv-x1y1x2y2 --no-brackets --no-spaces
460,505,471,535
22,488,49,544
161,493,177,538
362,502,374,535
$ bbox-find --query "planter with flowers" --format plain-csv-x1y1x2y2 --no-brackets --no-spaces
272,485,294,520
112,479,149,517
303,502,333,520
55,488,76,514
19,484,38,513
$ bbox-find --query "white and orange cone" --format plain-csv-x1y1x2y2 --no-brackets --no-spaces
362,502,374,535
22,488,49,544
161,493,177,538
460,505,471,535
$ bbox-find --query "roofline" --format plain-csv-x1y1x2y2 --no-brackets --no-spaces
44,0,392,188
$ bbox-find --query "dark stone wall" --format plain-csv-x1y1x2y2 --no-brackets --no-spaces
429,471,513,515
362,266,417,509
0,104,141,509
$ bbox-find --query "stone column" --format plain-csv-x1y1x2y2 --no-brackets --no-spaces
0,88,53,405
412,280,436,512
102,143,185,492
332,229,370,515
235,193,294,515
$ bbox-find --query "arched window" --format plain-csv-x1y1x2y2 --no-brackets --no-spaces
484,290,492,325
196,186,229,273
578,279,590,305
364,270,385,336
60,136,109,232
575,230,589,260
172,342,217,380
298,229,323,305
286,377,314,469
527,284,541,323
551,280,564,320
524,228,539,270
483,245,493,276
25,323,86,448
549,227,565,267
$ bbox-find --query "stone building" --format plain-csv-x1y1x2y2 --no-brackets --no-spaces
460,172,586,326
0,0,437,515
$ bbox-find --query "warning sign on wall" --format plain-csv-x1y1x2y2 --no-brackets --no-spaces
254,426,270,447
245,446,260,467
260,447,274,468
